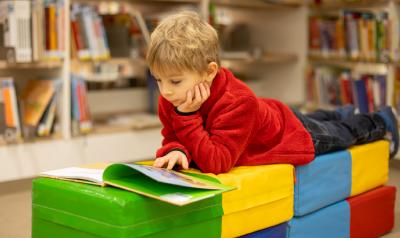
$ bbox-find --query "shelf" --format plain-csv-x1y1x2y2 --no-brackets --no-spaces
221,52,298,67
71,58,147,82
71,57,146,65
91,112,162,135
211,0,302,9
0,133,63,148
0,128,161,182
309,0,390,11
308,55,391,71
0,60,63,69
74,0,201,4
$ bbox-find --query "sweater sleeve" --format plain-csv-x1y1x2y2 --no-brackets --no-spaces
156,98,191,161
170,95,258,174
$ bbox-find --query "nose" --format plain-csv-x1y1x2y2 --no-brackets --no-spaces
160,86,173,96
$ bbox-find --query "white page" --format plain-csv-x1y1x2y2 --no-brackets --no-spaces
40,167,105,184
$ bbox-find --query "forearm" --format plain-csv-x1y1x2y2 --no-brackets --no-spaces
171,112,249,174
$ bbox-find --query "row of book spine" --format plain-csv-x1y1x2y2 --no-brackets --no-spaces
306,66,387,114
70,4,110,61
71,74,92,135
309,10,391,62
0,78,62,143
0,75,92,143
0,0,66,63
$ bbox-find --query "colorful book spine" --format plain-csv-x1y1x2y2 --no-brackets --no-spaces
1,79,21,138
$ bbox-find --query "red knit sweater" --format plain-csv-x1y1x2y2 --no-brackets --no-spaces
156,68,315,174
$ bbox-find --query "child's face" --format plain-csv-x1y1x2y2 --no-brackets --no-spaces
154,70,206,107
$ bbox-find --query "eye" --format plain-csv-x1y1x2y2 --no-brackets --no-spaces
171,80,181,85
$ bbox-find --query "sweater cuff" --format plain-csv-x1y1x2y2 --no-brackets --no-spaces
174,107,198,116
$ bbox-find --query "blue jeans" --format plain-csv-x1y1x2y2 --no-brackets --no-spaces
292,109,386,155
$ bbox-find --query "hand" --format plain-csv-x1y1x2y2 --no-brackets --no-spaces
153,150,189,170
177,82,210,113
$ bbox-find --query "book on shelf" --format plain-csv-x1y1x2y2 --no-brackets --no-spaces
308,10,391,62
101,12,149,59
393,67,400,114
36,82,61,137
21,79,56,127
71,74,92,134
70,4,110,61
0,0,65,63
40,163,235,206
306,66,387,112
0,0,32,63
0,78,22,142
20,78,61,138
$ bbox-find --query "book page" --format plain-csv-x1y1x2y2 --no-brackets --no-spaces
40,167,104,185
126,164,222,190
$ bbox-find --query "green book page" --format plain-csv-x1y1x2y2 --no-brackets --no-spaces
103,163,235,206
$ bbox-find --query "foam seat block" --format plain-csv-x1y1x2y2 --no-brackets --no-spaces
211,165,294,238
32,176,223,238
288,186,396,238
33,164,295,238
294,140,389,216
241,222,287,238
349,186,396,238
289,199,350,238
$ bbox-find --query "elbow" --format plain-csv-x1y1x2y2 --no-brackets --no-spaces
197,161,233,175
195,147,237,174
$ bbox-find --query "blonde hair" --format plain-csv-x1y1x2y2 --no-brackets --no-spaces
147,11,220,77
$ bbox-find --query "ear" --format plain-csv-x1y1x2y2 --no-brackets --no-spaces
205,62,218,83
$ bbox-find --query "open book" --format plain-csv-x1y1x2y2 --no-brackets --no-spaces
40,163,235,206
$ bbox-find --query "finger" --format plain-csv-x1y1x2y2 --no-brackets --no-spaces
180,157,189,170
153,159,159,167
186,89,193,104
206,83,211,97
153,158,162,167
167,157,178,170
154,157,166,167
199,83,207,100
194,85,201,102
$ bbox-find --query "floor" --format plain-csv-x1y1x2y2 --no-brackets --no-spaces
0,162,399,238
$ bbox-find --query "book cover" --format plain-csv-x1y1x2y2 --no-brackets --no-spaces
1,78,22,139
21,79,55,127
354,79,369,114
40,163,235,206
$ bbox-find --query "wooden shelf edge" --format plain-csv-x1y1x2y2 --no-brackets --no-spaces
309,0,390,11
221,52,298,66
212,0,302,9
308,55,392,65
0,129,162,182
0,60,63,69
0,134,63,149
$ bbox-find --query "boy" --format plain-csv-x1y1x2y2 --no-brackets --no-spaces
147,11,398,174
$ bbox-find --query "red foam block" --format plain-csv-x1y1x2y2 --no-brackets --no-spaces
348,186,396,238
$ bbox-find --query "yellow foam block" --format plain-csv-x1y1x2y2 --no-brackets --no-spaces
349,140,389,196
204,165,294,238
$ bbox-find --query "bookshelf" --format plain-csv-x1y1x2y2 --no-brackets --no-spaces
0,0,306,182
306,0,400,159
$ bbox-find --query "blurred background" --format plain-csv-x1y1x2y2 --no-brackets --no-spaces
0,0,399,237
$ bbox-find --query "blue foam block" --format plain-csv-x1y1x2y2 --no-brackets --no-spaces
241,222,287,238
294,150,351,216
288,200,350,238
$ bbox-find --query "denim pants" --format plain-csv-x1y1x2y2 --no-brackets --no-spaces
292,109,386,155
